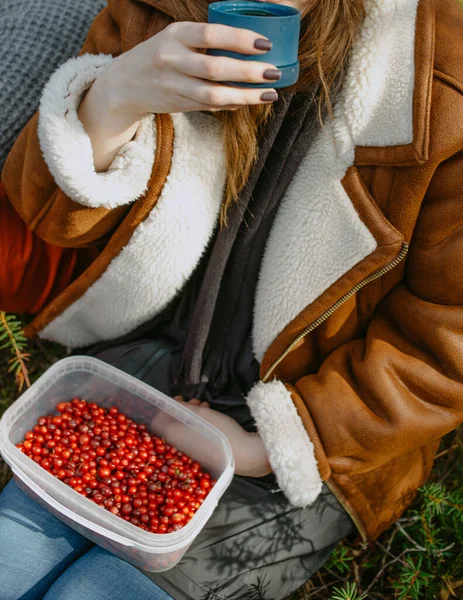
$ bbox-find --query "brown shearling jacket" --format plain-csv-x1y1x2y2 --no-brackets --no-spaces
2,0,463,541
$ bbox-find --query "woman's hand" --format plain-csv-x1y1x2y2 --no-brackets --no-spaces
176,398,272,478
102,21,280,116
78,22,280,170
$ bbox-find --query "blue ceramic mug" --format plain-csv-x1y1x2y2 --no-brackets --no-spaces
207,1,301,88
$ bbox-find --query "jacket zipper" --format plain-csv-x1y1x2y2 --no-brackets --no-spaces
262,242,409,383
261,242,409,541
324,479,368,543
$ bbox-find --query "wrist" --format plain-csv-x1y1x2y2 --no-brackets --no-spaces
90,67,143,127
77,68,144,172
99,60,145,122
239,433,271,478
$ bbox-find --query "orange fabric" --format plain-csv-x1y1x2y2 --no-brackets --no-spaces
0,183,97,314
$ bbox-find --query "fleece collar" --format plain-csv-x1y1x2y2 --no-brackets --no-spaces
252,0,423,362
353,0,435,167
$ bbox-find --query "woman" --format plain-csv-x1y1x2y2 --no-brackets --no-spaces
1,0,462,598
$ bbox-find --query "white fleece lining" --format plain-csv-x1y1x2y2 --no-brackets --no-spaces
38,53,157,209
40,112,226,347
252,0,419,361
339,0,419,149
247,380,323,506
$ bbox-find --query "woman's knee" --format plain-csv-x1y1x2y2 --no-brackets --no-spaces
43,546,173,600
0,479,92,600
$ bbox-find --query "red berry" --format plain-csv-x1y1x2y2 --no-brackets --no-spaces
171,513,184,523
98,467,111,479
200,478,211,490
121,503,132,514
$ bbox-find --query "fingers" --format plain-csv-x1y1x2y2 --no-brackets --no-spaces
188,398,210,407
178,74,278,109
179,53,281,84
172,22,272,55
172,395,210,408
187,398,202,406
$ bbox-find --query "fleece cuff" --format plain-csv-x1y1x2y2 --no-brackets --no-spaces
247,379,323,506
38,53,156,209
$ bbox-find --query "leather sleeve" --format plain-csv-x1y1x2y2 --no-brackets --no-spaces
289,150,463,483
0,0,171,248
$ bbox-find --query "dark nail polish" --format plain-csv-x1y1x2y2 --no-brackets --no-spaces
254,38,272,51
263,69,281,81
261,91,278,102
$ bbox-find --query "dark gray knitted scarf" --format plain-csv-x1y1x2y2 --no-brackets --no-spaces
175,87,327,399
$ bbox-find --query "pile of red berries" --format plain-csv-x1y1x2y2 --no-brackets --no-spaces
16,398,215,534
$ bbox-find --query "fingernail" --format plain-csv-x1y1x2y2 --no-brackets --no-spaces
254,38,272,51
263,69,281,81
261,91,278,102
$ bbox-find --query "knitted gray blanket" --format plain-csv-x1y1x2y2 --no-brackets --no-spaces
0,0,104,170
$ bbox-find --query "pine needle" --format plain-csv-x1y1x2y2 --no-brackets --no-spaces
0,311,31,392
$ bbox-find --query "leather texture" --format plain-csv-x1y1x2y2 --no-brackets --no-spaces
1,0,463,540
265,0,463,539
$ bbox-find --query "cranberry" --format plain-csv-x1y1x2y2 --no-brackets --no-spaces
121,503,132,514
98,467,111,479
171,513,184,523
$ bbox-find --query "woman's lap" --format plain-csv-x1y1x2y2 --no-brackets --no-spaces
91,340,354,599
43,547,172,600
0,478,92,599
0,474,352,600
0,479,172,600
149,476,353,600
0,339,353,599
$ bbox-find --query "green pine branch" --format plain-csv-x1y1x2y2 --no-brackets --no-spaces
330,582,366,600
0,311,30,391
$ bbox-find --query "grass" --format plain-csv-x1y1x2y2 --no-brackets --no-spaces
1,321,461,600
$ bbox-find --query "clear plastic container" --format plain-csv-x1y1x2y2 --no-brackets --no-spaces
0,356,234,572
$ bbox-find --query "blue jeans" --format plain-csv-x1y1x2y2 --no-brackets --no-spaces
0,480,173,600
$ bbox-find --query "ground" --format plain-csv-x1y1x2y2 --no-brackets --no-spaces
0,329,461,600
